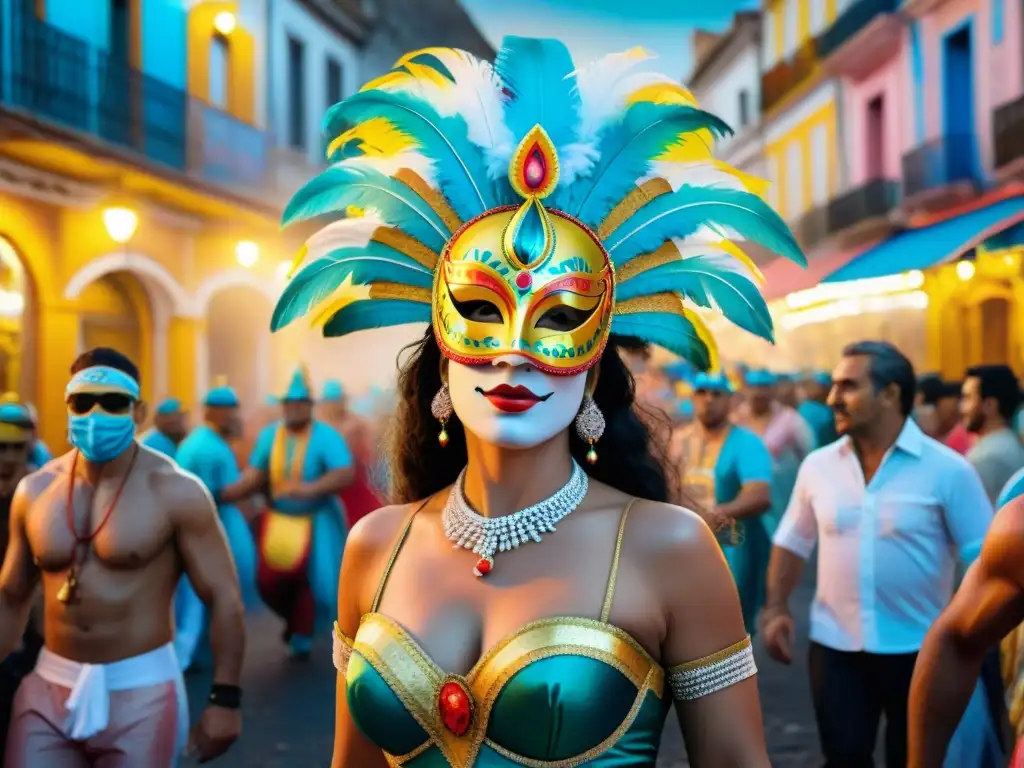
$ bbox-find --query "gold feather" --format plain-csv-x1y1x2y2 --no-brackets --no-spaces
597,178,672,240
325,118,417,161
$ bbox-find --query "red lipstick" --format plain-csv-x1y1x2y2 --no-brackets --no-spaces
478,384,549,414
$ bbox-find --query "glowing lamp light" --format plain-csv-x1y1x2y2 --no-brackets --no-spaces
102,207,138,244
955,259,975,281
213,11,237,35
235,241,259,268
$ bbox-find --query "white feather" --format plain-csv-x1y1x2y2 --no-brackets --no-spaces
572,48,656,144
335,153,438,188
643,161,752,193
304,211,386,262
378,51,514,178
668,239,758,281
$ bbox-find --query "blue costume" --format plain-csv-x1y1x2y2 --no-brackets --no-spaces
140,398,183,459
798,371,838,449
252,367,352,655
678,373,773,632
172,386,258,671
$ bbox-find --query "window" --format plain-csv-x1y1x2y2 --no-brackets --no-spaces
767,154,781,209
738,90,750,128
784,0,798,56
326,56,343,108
866,96,885,179
810,0,827,35
762,11,776,67
810,123,829,204
785,140,804,216
209,34,229,109
287,35,306,150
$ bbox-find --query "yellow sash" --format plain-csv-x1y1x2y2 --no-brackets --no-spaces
262,425,313,573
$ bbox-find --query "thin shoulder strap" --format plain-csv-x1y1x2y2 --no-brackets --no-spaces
370,495,433,613
600,498,639,623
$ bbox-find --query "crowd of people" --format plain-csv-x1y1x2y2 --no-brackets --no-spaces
628,344,1024,767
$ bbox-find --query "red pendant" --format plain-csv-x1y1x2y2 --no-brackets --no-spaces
438,679,473,736
473,556,493,577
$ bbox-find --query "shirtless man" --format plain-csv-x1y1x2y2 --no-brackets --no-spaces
907,496,1024,767
0,347,245,766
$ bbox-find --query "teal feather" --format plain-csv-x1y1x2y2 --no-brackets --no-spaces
494,36,580,150
405,53,456,83
322,299,431,337
553,104,731,227
604,186,805,267
282,165,450,253
617,256,774,341
610,311,712,370
271,245,434,332
323,89,498,220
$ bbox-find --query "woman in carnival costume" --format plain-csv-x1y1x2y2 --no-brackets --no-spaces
272,37,804,766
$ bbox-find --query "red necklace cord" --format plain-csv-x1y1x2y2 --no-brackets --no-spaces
65,445,139,563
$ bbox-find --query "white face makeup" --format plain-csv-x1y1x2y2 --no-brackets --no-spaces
446,355,588,449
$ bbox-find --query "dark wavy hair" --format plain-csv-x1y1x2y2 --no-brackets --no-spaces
385,328,674,504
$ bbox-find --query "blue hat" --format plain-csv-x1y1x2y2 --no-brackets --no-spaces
265,394,279,407
693,372,733,393
810,370,832,386
155,398,182,415
282,366,312,402
744,369,776,387
674,399,694,419
321,379,344,402
203,387,239,408
0,402,32,442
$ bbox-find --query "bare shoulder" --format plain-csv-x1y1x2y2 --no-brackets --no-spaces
981,497,1024,583
627,499,728,584
147,452,215,521
347,494,443,564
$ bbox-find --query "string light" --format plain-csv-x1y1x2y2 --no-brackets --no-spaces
779,291,929,330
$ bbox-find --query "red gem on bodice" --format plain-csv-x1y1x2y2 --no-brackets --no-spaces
438,680,473,736
514,271,532,290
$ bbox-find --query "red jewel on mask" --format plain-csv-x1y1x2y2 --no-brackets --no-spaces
514,271,532,290
438,679,473,735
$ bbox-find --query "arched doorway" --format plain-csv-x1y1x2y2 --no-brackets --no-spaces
0,235,36,400
75,271,150,382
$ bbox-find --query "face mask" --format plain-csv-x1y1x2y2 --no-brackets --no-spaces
68,412,136,463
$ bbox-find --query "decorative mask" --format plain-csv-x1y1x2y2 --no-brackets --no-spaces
65,365,139,463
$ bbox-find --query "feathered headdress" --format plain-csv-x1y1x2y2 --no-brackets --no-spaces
271,38,804,373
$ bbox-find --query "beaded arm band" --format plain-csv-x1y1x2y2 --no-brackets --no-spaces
333,622,354,676
667,635,757,701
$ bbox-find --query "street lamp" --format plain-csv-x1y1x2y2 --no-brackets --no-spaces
955,258,975,281
102,207,138,245
236,241,259,268
213,11,236,35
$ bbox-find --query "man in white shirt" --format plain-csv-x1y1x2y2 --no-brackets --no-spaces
760,341,995,767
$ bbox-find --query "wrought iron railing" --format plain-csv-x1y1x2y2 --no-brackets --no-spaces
817,0,900,60
993,94,1024,169
0,13,266,188
761,39,817,113
826,178,899,234
793,205,829,250
901,135,980,198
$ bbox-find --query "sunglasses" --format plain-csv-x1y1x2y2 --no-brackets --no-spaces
67,392,135,415
0,441,28,454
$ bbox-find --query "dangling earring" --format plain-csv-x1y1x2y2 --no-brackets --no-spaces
431,384,453,447
575,396,606,464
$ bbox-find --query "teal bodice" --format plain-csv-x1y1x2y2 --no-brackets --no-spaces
336,499,671,767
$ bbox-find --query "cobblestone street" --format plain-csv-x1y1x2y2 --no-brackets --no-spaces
183,580,821,767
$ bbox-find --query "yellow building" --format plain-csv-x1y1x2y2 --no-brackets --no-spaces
0,0,326,452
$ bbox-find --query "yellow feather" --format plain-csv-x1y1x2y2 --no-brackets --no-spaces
716,239,765,284
394,47,460,68
657,130,716,163
360,71,409,93
309,274,373,330
400,61,453,88
680,301,721,373
286,244,308,280
325,118,416,160
626,82,697,108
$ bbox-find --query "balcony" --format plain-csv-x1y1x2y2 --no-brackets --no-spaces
761,39,817,114
826,179,899,235
901,135,981,201
993,94,1024,176
0,14,267,195
793,205,829,251
818,0,900,60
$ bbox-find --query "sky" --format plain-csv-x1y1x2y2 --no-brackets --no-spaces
459,0,759,81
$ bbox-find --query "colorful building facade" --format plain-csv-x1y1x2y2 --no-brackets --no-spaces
706,0,1024,378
